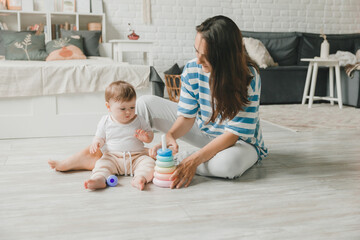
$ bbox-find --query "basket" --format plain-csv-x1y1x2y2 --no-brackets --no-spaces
164,74,181,102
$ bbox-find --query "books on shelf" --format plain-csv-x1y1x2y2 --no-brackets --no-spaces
51,21,76,39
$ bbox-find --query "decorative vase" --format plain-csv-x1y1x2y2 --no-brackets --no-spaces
127,23,140,40
128,30,140,40
320,34,329,59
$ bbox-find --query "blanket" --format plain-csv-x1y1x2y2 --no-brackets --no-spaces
345,62,360,78
0,57,150,98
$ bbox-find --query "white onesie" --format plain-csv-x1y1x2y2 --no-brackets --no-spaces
95,114,152,153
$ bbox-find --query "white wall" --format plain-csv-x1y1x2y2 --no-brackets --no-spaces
102,0,360,73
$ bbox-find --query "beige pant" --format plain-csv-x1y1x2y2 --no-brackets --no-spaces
91,151,155,183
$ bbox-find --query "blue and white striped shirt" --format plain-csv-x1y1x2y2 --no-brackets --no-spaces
177,58,268,161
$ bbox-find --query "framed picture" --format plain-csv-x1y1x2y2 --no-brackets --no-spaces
62,0,75,12
6,0,21,10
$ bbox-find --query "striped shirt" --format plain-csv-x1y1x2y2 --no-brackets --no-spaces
177,58,268,161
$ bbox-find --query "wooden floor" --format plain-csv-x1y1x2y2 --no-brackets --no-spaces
0,121,359,239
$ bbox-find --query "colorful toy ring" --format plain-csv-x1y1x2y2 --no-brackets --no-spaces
154,172,173,181
155,166,176,174
153,178,173,188
156,160,175,168
157,148,172,157
156,155,173,162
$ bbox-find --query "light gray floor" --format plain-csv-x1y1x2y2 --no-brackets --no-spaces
0,121,359,240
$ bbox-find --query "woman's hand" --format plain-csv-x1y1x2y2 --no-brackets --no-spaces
170,154,201,189
149,133,179,158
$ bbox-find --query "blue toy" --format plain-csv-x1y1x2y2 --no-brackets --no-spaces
106,175,118,187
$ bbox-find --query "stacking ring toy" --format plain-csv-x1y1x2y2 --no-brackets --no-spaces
106,175,118,187
153,178,173,188
153,135,176,188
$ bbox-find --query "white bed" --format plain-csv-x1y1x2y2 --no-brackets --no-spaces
0,57,151,139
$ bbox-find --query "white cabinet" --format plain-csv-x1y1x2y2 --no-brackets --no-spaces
0,10,106,42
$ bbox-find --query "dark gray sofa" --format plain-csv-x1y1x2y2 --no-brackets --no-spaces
242,31,360,107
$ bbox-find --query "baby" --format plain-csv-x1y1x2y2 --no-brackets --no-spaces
84,80,155,191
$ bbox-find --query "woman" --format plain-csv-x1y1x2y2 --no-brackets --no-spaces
49,15,268,189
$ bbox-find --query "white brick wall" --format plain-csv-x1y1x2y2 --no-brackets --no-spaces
102,0,360,72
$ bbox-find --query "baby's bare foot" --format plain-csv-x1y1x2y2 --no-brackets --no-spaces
131,176,147,191
84,177,106,190
48,160,58,169
48,158,77,172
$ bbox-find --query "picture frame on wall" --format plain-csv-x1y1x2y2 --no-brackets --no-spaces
62,0,75,12
6,0,21,10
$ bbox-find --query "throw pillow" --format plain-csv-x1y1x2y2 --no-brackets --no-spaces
46,35,86,61
0,30,35,56
242,31,299,66
3,33,48,61
60,30,101,56
243,37,278,69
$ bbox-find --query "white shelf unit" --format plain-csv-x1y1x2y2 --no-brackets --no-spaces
0,10,105,42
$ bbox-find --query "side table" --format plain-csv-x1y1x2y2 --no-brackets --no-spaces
109,40,154,66
301,58,343,109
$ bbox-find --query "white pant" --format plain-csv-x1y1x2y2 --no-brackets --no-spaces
136,95,258,179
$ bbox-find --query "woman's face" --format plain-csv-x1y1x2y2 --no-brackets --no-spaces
195,33,212,73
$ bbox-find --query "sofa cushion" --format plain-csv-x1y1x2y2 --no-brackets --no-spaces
2,32,48,61
243,37,278,68
45,35,86,61
298,33,360,65
61,30,101,56
241,31,299,66
0,30,35,56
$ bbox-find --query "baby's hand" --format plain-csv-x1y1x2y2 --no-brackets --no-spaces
135,129,151,143
90,140,101,154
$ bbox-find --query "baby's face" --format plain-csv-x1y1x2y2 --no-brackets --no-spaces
107,98,136,124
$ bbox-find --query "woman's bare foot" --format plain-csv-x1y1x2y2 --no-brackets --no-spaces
131,176,147,191
84,177,106,190
48,146,101,172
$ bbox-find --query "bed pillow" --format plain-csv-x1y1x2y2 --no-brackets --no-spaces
2,32,48,61
0,30,35,56
60,30,101,56
243,37,278,69
46,35,86,61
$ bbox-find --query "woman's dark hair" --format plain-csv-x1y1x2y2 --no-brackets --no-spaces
196,15,259,123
